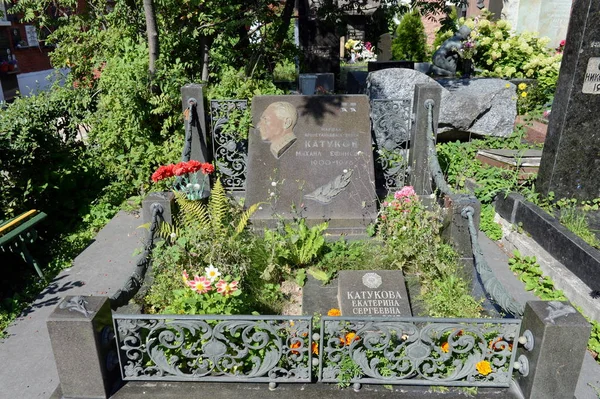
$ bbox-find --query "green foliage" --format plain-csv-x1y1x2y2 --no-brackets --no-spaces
480,204,503,241
508,251,566,300
421,274,482,318
461,11,561,104
392,9,428,61
163,283,247,316
273,59,297,82
555,198,600,249
0,84,104,227
337,354,363,388
264,219,328,269
374,190,481,317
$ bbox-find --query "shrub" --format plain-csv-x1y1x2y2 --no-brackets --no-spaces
392,9,428,61
462,11,561,104
0,84,104,230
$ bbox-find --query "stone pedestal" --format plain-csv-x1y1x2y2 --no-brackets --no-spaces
536,0,599,201
516,301,590,399
142,191,175,226
47,296,119,399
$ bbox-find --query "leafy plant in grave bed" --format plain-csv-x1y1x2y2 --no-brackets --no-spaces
144,182,481,321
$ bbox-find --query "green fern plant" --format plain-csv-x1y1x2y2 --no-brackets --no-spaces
159,179,259,240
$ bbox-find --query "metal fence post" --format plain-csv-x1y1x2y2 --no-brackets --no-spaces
409,84,441,195
47,296,120,398
515,300,590,399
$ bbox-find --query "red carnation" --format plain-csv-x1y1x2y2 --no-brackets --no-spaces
163,164,175,178
151,165,174,182
173,161,190,176
186,160,203,173
200,163,215,174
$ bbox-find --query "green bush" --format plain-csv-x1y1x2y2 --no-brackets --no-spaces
461,11,561,105
0,84,104,229
392,9,428,61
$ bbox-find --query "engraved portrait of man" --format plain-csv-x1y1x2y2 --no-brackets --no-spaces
256,101,298,159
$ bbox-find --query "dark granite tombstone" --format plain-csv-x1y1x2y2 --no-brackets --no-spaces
338,270,412,316
536,0,600,201
47,296,119,399
346,70,368,94
245,95,377,236
297,4,340,78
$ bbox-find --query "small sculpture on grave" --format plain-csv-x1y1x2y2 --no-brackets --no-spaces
257,101,298,159
431,25,472,76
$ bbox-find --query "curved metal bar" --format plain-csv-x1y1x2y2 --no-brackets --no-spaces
462,206,525,317
424,100,454,197
181,99,197,162
110,203,163,309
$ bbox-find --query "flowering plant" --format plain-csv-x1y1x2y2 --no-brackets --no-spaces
164,265,245,315
151,160,215,200
344,39,376,62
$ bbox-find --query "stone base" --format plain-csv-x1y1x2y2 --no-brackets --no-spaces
55,380,523,399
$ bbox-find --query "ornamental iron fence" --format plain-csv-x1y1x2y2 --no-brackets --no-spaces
209,100,249,191
318,316,521,388
113,314,312,383
370,99,412,192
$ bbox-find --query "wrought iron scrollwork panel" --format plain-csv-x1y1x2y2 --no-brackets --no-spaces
210,100,248,191
371,99,412,191
113,315,312,382
319,316,520,387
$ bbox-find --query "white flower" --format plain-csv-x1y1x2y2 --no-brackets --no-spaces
205,265,221,283
343,169,348,173
271,181,277,187
193,184,200,190
357,151,363,155
270,192,275,197
186,183,193,189
170,232,177,240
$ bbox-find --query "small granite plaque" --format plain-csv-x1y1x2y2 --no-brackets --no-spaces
245,95,377,236
338,270,411,317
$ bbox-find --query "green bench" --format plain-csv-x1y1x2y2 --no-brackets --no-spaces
0,210,48,278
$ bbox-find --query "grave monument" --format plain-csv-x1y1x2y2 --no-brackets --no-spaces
245,95,377,236
536,0,600,200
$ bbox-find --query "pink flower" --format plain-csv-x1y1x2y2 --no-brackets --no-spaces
394,186,417,201
182,270,190,284
187,275,212,294
215,279,239,296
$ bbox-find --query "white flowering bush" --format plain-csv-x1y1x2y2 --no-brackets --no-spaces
462,11,562,104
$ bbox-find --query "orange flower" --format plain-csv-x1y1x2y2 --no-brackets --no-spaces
476,360,492,376
290,340,302,355
489,338,513,352
327,308,341,317
311,342,319,355
340,332,360,346
441,342,449,353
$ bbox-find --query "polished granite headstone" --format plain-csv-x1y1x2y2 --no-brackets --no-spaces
246,95,377,236
537,0,600,201
338,270,411,317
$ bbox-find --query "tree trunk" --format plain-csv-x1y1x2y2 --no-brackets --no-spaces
143,0,159,80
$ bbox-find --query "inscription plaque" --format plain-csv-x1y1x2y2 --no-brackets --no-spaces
338,270,412,317
246,95,377,236
582,58,600,94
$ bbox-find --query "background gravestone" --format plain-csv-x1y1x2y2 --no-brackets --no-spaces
338,270,411,316
246,95,377,236
536,0,600,201
515,0,571,48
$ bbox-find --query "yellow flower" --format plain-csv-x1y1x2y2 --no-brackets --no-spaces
327,308,341,317
505,83,511,88
521,92,528,98
476,360,492,376
518,83,527,91
441,342,449,353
